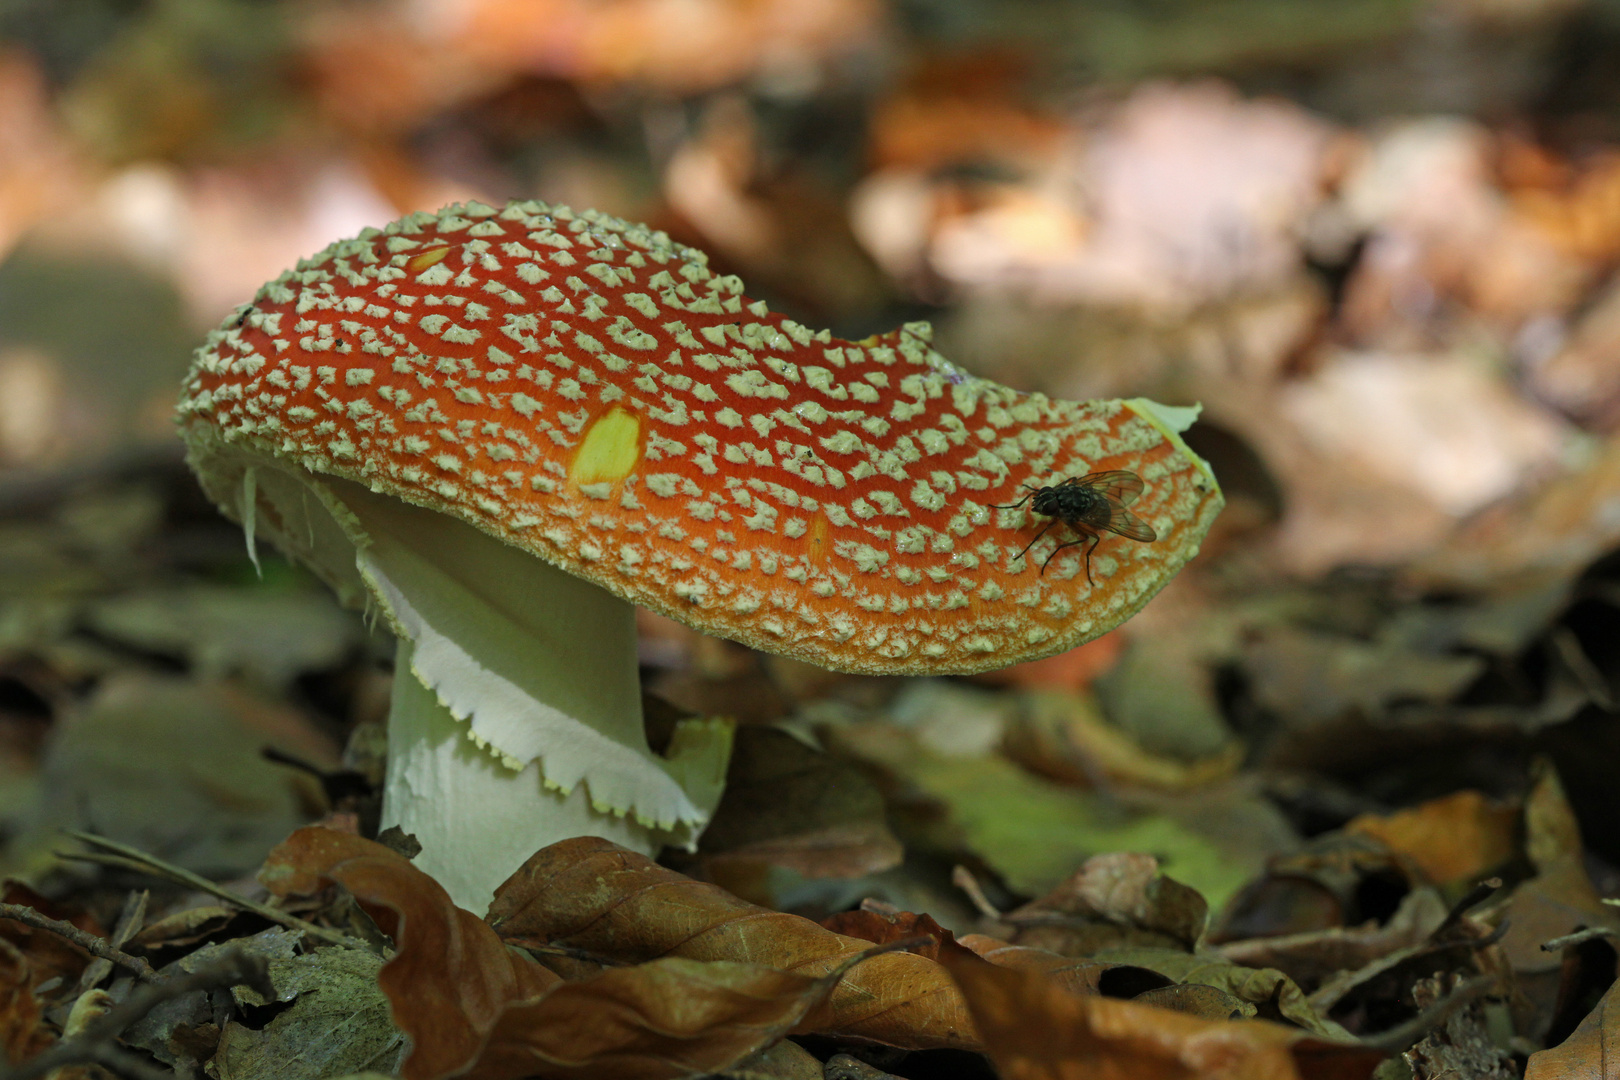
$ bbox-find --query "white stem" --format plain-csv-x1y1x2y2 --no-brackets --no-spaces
381,638,659,913
195,453,731,915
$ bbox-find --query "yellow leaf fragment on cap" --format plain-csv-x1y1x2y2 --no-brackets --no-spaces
570,407,642,488
408,246,451,274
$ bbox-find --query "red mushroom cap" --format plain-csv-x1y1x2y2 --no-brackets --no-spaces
179,200,1221,675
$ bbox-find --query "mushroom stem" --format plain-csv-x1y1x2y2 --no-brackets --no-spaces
184,446,730,915
335,480,730,913
383,637,661,911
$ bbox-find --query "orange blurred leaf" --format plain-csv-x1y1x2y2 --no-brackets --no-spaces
937,945,1385,1080
487,836,978,1050
442,0,880,94
982,632,1125,691
1345,790,1517,886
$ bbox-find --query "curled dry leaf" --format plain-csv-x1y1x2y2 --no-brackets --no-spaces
938,945,1385,1080
262,828,898,1080
260,827,560,1080
469,955,866,1080
487,837,978,1050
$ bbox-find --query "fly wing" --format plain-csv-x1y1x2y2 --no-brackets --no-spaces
1102,504,1157,543
1076,470,1145,506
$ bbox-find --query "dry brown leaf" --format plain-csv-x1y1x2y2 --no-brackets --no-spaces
937,945,1384,1080
263,827,867,1080
1345,791,1517,886
467,955,862,1080
1525,974,1620,1079
297,5,508,135
0,938,51,1066
958,935,1113,999
0,52,80,264
487,837,978,1050
820,908,959,953
822,909,1113,999
1500,762,1620,981
1134,984,1257,1022
260,835,874,1075
1525,274,1620,428
1006,852,1209,955
0,883,98,990
1214,888,1449,995
129,906,241,951
1409,431,1620,592
1512,148,1620,263
260,827,560,1080
865,48,1065,173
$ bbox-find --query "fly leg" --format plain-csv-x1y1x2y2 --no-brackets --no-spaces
1041,530,1102,582
1012,519,1056,568
1082,531,1102,585
989,484,1040,511
1042,535,1084,575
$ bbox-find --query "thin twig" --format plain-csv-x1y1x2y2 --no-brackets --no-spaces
1541,925,1620,952
0,947,273,1080
951,864,1006,921
57,830,367,951
0,904,157,984
1431,877,1503,940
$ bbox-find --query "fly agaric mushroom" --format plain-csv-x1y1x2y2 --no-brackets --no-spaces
177,199,1222,910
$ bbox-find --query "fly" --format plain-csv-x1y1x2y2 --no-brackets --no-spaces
990,470,1157,582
